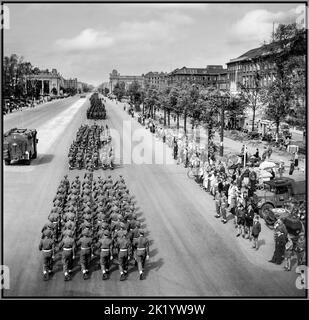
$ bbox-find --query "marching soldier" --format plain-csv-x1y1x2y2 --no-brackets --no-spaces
116,232,131,281
77,234,94,279
39,235,55,280
59,235,76,281
133,229,150,280
97,230,114,280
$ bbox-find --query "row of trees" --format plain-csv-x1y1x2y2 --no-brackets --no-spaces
3,54,36,98
112,23,306,138
3,53,91,100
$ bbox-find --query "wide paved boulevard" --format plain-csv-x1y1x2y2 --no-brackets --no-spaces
2,95,304,297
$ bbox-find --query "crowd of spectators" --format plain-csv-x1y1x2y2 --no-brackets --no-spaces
135,112,306,268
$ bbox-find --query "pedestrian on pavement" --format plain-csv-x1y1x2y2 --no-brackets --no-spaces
295,233,306,266
289,159,295,175
251,215,261,250
214,190,221,218
284,235,294,271
269,231,286,265
244,203,254,240
220,191,228,224
262,147,267,161
294,151,299,168
267,146,273,159
236,203,245,237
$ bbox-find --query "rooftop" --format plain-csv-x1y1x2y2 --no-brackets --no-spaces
168,65,227,76
227,42,280,64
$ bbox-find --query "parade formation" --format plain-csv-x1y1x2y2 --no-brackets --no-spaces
87,92,106,120
39,173,149,281
68,123,114,171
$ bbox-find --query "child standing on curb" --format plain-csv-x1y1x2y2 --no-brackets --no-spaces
252,215,261,250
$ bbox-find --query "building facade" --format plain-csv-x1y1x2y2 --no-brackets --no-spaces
63,78,78,90
25,68,64,96
109,69,144,92
227,44,277,94
143,71,168,89
167,65,228,89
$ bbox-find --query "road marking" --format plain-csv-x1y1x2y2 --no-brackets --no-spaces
37,98,86,154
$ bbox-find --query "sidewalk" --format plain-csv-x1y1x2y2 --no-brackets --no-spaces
111,99,296,273
150,109,306,182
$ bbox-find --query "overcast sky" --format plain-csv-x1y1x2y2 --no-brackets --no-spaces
4,2,305,86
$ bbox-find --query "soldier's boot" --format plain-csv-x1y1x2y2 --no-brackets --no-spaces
120,273,126,281
64,273,71,281
83,270,89,280
43,271,49,281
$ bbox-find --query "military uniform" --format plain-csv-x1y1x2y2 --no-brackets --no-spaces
97,231,113,279
133,231,149,280
116,234,131,281
39,236,55,280
77,236,93,279
59,235,76,280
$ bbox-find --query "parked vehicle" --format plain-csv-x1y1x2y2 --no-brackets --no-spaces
3,128,38,165
255,178,306,219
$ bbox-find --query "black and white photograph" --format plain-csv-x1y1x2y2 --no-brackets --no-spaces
1,0,307,300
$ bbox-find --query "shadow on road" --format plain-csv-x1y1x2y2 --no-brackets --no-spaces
258,239,266,248
144,257,164,277
35,154,55,165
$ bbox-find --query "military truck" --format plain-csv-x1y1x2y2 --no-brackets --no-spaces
255,177,306,218
3,128,38,165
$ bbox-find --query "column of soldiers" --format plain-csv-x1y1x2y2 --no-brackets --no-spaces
87,93,106,120
68,124,112,170
39,173,150,282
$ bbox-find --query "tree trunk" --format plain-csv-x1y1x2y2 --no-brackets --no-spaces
167,110,170,127
164,108,166,126
153,106,156,120
177,114,180,130
276,120,280,134
252,104,256,132
184,110,187,134
142,103,145,115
